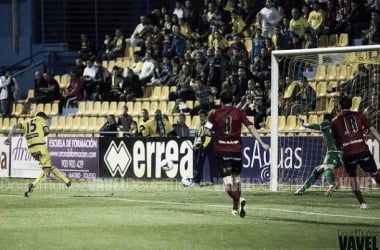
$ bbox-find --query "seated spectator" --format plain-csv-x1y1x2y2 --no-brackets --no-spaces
109,66,126,101
131,52,144,75
125,120,139,137
34,71,49,103
117,105,133,136
173,113,190,137
100,114,118,137
290,77,316,115
43,72,64,113
82,58,97,100
77,33,94,61
302,30,317,49
365,9,380,45
93,59,111,101
168,64,194,101
141,109,176,137
102,28,126,60
139,52,155,85
63,71,84,109
99,34,113,60
125,15,153,47
123,68,143,101
74,57,86,76
138,108,151,134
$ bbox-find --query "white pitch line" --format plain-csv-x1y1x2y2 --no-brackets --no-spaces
75,195,380,221
1,192,379,221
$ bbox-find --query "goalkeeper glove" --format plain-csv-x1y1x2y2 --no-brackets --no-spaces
299,118,308,127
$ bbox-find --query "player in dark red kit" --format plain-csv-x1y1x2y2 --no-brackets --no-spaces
331,95,380,209
204,91,269,217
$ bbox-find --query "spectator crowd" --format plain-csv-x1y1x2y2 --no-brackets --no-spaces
4,0,380,132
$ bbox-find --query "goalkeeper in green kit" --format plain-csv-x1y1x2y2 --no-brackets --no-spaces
294,113,343,197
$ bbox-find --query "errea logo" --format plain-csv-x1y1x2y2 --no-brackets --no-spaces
104,141,132,177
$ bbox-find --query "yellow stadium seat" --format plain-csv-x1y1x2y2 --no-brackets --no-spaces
88,117,98,131
185,100,194,109
328,34,338,47
64,116,73,131
244,38,252,53
2,118,10,131
158,101,168,114
314,65,326,81
71,116,82,131
131,101,142,116
263,116,271,131
12,103,23,117
107,60,115,72
79,116,89,132
75,102,86,116
285,115,297,131
327,81,340,98
191,116,200,129
167,101,175,113
99,101,110,117
117,101,127,116
35,103,44,113
150,86,162,101
278,116,286,131
326,65,337,81
316,81,327,98
54,74,61,84
108,101,118,115
50,116,59,131
60,74,70,90
296,115,307,130
308,114,319,124
141,100,150,112
160,86,170,101
50,102,60,116
317,34,328,47
56,116,66,131
97,116,106,129
346,64,358,80
90,101,102,116
82,102,94,116
150,101,159,112
44,103,52,116
338,33,349,47
336,64,348,82
350,96,361,112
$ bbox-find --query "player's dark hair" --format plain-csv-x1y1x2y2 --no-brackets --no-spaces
220,90,233,104
339,95,352,110
324,113,334,122
198,109,207,116
36,112,48,119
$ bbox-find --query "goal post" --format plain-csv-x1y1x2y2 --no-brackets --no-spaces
270,44,380,192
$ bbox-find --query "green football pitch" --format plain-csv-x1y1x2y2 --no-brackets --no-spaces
0,178,379,250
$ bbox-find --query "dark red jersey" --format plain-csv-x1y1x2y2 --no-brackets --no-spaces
331,110,372,156
207,105,253,152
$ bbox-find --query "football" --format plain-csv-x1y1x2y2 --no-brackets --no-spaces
181,177,193,187
160,159,174,171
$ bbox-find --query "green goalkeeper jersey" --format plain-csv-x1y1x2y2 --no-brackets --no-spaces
306,121,339,152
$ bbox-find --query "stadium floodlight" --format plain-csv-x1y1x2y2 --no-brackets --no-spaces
270,44,380,192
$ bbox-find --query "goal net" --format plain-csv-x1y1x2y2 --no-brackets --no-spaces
270,45,380,192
